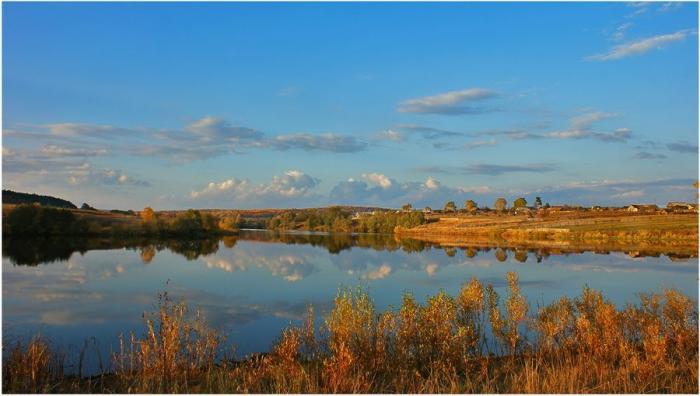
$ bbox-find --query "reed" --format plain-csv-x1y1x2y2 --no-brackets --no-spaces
3,272,698,393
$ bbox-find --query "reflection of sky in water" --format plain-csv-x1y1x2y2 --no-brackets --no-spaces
3,232,697,374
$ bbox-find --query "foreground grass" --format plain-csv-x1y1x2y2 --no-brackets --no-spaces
3,273,698,393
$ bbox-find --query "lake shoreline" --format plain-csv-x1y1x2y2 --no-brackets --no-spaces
396,212,698,256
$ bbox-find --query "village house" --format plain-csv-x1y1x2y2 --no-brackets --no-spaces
666,202,698,212
626,204,659,213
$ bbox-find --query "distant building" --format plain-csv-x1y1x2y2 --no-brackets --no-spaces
626,204,658,213
666,202,698,212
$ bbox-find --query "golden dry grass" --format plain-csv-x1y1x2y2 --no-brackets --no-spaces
3,273,698,393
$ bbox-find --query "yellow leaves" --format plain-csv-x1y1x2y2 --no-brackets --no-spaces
140,206,156,223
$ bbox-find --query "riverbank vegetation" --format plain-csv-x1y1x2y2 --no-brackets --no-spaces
2,204,240,237
3,273,697,393
266,207,426,233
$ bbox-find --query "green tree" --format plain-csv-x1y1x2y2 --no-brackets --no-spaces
494,198,508,212
81,203,97,211
424,206,432,213
444,201,457,212
401,203,413,212
535,196,543,208
464,200,477,212
513,197,527,208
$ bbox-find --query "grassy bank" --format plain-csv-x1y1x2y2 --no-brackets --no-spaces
397,212,699,255
3,273,697,393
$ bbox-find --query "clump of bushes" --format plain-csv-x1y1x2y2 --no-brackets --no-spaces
266,207,426,234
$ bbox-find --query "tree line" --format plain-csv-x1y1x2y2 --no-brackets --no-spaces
3,205,241,237
415,196,548,213
266,207,426,233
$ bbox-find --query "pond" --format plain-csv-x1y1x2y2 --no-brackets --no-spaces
2,230,697,374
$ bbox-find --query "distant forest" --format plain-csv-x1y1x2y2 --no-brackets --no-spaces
2,190,77,209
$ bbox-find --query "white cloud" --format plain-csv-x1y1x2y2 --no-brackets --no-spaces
190,178,250,199
397,88,499,115
362,264,392,280
612,22,633,41
68,166,150,187
611,190,645,199
267,133,367,153
362,172,393,189
543,112,631,142
424,176,440,189
569,112,618,130
586,29,694,61
376,129,405,142
185,116,263,142
263,170,321,197
190,170,320,207
40,145,108,157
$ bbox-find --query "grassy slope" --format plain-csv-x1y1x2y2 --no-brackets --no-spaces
397,211,699,255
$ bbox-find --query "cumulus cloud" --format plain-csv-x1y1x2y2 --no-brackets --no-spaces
424,176,440,189
190,179,251,199
189,170,320,207
586,29,695,61
361,264,392,280
362,172,393,189
263,170,321,197
330,173,493,208
397,88,499,115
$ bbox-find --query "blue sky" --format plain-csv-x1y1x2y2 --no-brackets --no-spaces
2,1,698,209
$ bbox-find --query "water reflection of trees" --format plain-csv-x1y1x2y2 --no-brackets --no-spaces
3,231,696,267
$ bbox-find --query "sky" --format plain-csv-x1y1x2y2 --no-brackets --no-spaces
2,1,698,210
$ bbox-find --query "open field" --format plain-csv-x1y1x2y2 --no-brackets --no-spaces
397,211,699,256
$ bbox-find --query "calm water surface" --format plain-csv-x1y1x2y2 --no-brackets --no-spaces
3,230,697,372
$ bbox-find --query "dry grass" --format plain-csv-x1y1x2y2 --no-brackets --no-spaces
3,273,698,393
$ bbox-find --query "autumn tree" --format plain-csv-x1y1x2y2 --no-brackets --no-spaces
494,198,507,212
140,207,156,223
464,200,477,212
218,213,241,233
444,201,457,212
495,248,508,262
513,197,527,208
